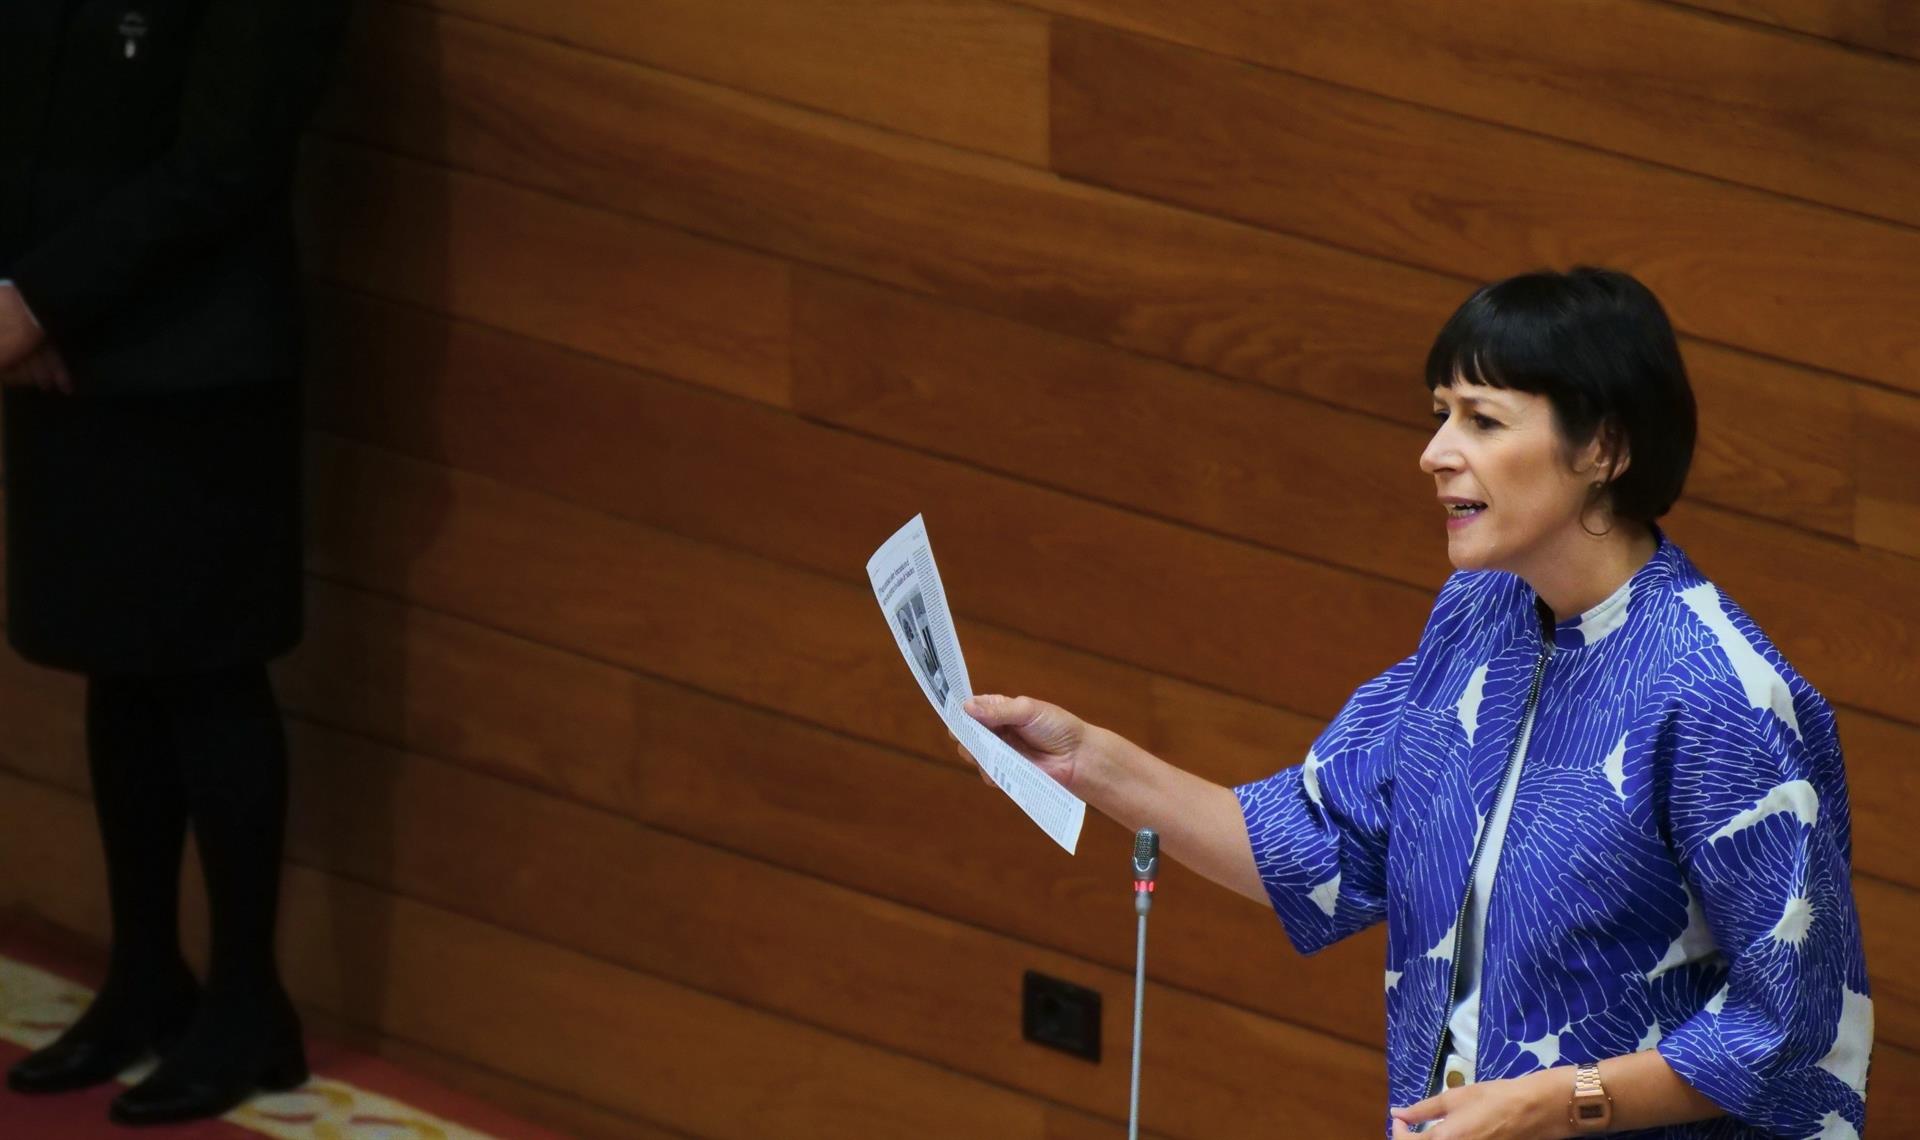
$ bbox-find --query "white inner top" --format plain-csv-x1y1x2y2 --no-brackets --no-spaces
1444,688,1541,1079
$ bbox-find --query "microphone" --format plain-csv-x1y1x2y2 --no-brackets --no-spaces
1132,828,1159,915
1127,828,1160,1139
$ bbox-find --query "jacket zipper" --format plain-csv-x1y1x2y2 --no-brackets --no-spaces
1418,638,1552,1102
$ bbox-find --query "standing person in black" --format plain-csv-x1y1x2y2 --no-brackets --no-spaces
0,0,349,1126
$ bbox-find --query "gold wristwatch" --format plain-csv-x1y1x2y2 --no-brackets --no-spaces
1568,1062,1614,1132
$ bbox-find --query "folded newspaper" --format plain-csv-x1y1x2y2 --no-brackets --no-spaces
867,515,1086,854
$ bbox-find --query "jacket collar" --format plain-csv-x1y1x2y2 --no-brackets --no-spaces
1525,522,1677,652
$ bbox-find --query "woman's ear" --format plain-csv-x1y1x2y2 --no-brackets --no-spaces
1606,424,1632,483
1588,420,1631,485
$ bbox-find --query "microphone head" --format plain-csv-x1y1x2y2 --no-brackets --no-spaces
1131,828,1160,882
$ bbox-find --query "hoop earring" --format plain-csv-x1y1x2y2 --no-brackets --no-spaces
1580,479,1615,538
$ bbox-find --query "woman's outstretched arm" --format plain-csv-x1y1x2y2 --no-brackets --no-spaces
959,694,1265,904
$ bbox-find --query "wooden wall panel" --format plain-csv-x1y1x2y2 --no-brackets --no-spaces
302,290,1434,717
1675,0,1920,60
1025,0,1920,230
299,22,1920,683
1050,18,1920,403
1857,384,1920,559
295,140,791,408
411,0,1052,164
300,1016,700,1140
281,724,1385,1138
313,3,1465,422
278,585,1395,1053
790,268,1849,563
295,140,1920,724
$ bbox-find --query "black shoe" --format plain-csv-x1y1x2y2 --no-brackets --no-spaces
106,992,307,1127
6,973,198,1095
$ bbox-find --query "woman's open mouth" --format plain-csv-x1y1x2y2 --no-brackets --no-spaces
1445,502,1487,529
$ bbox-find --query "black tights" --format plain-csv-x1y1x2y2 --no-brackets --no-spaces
83,664,293,1058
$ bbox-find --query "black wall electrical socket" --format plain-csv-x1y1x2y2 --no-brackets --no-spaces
1021,970,1102,1062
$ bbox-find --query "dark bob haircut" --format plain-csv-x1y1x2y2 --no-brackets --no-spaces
1423,266,1696,529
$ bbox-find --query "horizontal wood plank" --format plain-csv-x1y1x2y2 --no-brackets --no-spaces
1026,0,1920,230
295,138,791,408
1049,16,1920,405
1673,0,1920,61
406,0,1051,163
1856,383,1920,559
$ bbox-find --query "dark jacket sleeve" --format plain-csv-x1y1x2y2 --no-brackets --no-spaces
9,0,350,342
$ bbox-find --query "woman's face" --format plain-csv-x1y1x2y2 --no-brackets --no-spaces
1419,380,1618,574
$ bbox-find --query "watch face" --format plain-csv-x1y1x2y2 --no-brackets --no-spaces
1576,1102,1607,1121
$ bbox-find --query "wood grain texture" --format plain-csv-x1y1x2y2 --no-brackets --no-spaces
295,138,792,408
1856,383,1920,558
296,431,1408,797
412,0,1051,164
0,771,1154,1140
276,583,1393,1050
1673,0,1920,60
1025,0,1920,230
296,129,1873,564
312,2,1467,421
295,152,1920,726
294,1014,702,1140
303,291,1435,718
1049,17,1920,402
282,723,1386,1138
790,268,1848,562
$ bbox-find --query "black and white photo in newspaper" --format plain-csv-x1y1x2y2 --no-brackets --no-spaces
866,515,1086,853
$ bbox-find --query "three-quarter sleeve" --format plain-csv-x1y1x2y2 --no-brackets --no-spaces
1653,669,1874,1136
1234,651,1417,957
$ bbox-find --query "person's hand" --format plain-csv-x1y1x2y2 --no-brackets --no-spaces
0,284,46,372
950,694,1092,794
1389,1070,1565,1139
0,341,73,394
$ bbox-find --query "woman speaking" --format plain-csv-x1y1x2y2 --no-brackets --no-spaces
958,268,1873,1139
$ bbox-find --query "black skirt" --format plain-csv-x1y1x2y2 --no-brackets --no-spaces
2,380,303,677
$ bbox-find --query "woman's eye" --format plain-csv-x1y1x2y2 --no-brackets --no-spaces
1430,410,1499,429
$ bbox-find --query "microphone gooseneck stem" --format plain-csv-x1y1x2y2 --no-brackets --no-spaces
1128,827,1157,1140
1129,910,1147,1140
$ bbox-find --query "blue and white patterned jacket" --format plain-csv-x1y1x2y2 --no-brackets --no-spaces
1237,524,1874,1138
